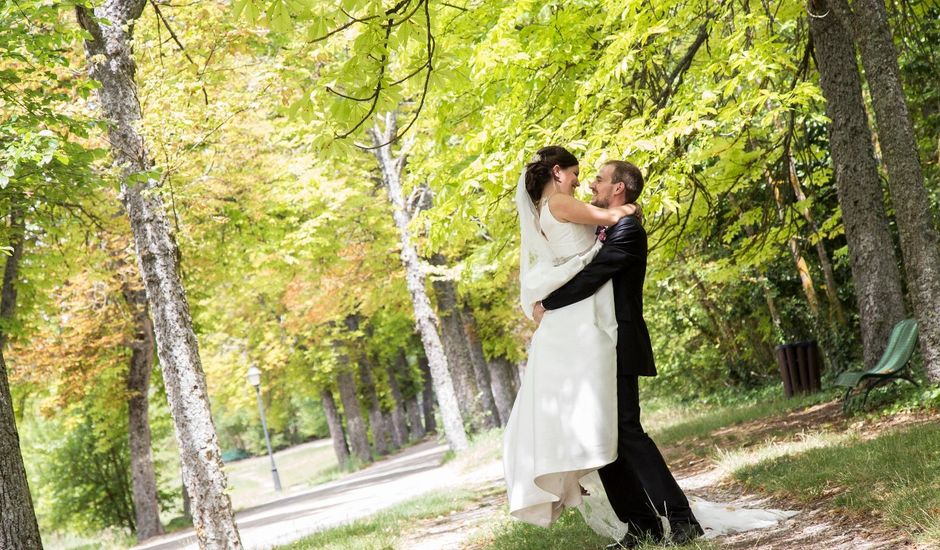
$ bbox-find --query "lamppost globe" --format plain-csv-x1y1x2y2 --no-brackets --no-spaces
246,365,261,388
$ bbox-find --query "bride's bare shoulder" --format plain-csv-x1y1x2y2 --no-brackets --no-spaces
545,193,577,222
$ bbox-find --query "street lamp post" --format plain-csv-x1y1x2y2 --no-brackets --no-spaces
247,365,281,492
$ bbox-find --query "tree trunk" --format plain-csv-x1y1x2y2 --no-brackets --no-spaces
838,0,940,382
0,208,43,550
808,0,908,368
370,113,467,451
122,281,163,541
760,277,784,337
768,174,821,316
487,356,518,428
181,463,192,522
787,154,846,325
765,171,838,366
461,306,501,428
344,315,392,455
335,367,371,464
418,356,437,434
319,388,349,467
403,396,426,441
77,5,242,543
430,271,485,429
76,4,242,544
385,355,410,448
357,359,390,456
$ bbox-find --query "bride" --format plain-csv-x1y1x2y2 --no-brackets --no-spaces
502,146,796,545
503,145,635,528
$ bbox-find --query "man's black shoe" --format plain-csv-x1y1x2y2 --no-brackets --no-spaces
668,521,704,545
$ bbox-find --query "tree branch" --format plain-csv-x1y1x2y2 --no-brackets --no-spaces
354,0,434,148
654,15,713,109
149,0,209,105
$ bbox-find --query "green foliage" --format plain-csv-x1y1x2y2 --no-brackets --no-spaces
896,5,940,223
30,405,173,535
38,413,136,533
232,0,436,143
398,0,862,395
0,0,104,340
8,1,940,544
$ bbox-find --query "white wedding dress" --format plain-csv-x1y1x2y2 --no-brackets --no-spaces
503,179,797,541
503,200,619,527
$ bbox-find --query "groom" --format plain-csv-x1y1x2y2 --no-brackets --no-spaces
534,161,703,548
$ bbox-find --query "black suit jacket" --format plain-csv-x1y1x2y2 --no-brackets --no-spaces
541,216,656,377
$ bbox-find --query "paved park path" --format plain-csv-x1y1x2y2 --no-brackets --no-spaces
134,438,501,550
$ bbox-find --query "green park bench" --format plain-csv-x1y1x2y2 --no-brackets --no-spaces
836,318,920,412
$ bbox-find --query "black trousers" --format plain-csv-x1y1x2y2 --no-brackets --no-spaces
598,375,699,536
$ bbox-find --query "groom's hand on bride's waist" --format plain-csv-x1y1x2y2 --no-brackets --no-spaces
533,301,546,324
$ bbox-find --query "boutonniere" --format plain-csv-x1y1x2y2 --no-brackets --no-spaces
596,226,608,243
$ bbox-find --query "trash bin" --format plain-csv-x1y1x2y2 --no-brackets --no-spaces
775,341,821,397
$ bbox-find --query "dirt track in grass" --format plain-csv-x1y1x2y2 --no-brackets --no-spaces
663,400,940,476
404,399,939,549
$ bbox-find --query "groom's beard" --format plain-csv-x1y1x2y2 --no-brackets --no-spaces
592,197,609,208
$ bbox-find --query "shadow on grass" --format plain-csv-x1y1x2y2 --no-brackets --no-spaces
649,391,836,448
735,421,940,545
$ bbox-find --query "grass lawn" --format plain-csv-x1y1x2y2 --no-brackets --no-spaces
734,421,940,545
468,508,718,550
282,488,479,549
644,390,835,447
281,486,716,550
467,509,608,550
276,385,940,550
224,439,342,510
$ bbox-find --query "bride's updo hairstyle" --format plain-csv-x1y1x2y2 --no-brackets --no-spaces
524,146,578,204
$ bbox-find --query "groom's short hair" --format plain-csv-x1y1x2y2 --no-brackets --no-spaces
604,161,644,203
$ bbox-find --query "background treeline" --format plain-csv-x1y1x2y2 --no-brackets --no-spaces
0,0,938,546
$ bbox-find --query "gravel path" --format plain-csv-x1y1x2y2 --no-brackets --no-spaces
134,439,466,550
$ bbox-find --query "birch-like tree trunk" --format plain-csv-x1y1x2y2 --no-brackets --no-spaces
834,0,940,382
320,388,349,467
122,282,163,541
0,208,43,550
75,4,241,547
808,0,908,368
370,113,467,451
